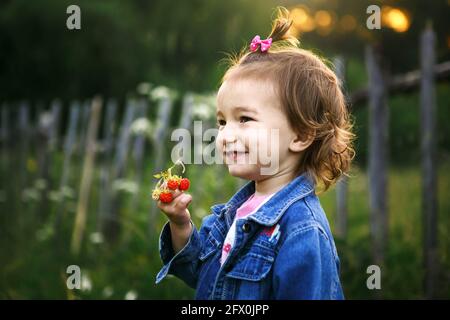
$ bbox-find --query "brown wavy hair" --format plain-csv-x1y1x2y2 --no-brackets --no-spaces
220,7,355,192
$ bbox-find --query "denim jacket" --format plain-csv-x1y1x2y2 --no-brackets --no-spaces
155,174,344,300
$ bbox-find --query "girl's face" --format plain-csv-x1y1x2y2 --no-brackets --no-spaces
216,77,301,181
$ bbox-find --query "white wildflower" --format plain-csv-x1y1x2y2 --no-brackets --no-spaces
102,286,114,298
89,232,104,244
193,103,212,120
112,179,139,194
125,290,138,300
150,86,171,100
130,117,153,137
34,179,47,190
22,188,40,202
81,273,92,293
137,82,152,95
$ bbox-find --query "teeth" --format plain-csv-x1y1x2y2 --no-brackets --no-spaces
224,151,248,158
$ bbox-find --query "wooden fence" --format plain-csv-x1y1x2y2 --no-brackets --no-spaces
334,26,448,298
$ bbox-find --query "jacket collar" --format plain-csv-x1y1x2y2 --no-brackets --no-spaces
210,173,315,226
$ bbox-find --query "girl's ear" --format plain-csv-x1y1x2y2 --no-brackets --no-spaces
289,131,315,153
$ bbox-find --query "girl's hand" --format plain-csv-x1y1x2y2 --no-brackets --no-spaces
157,189,192,228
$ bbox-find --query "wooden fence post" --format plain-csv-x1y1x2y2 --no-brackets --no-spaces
35,108,53,222
77,100,91,156
97,99,118,233
334,56,348,239
130,98,149,209
49,99,62,151
366,44,389,268
1,104,9,146
1,104,9,165
60,102,80,189
18,102,30,192
152,96,174,174
71,97,103,255
180,93,194,131
104,99,136,242
148,96,173,232
113,100,136,179
420,25,438,299
173,93,194,167
0,104,9,206
55,101,81,230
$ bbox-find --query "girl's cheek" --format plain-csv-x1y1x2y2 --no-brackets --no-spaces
215,134,223,152
257,129,277,158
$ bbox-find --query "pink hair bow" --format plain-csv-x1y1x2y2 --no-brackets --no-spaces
250,35,272,52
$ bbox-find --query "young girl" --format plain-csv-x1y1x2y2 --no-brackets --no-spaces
155,7,354,300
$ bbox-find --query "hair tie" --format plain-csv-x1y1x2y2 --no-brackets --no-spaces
250,35,272,52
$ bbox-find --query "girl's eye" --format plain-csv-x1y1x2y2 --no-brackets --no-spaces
239,116,253,123
217,119,226,126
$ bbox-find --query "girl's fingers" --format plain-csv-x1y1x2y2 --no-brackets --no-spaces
157,192,191,215
173,193,191,210
171,189,183,199
157,200,170,211
178,193,192,207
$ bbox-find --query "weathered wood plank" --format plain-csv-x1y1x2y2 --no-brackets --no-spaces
71,97,103,255
366,45,389,267
420,26,438,299
148,96,173,232
334,56,348,239
104,99,136,241
97,99,118,233
350,61,450,107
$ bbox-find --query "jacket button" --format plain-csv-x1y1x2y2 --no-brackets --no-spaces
242,222,251,233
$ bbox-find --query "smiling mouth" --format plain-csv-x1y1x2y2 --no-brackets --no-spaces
224,151,249,160
224,151,248,156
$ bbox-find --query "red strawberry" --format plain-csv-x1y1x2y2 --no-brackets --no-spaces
167,179,179,190
179,178,190,191
159,191,173,203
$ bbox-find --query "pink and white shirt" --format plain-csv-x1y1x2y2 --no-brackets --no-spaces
220,192,275,265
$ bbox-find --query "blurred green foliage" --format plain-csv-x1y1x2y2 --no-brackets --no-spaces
1,0,449,100
0,0,277,99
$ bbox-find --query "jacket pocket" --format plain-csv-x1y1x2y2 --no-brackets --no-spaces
225,252,275,281
199,233,221,261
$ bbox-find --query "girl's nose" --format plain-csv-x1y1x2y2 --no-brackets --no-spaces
220,124,238,144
